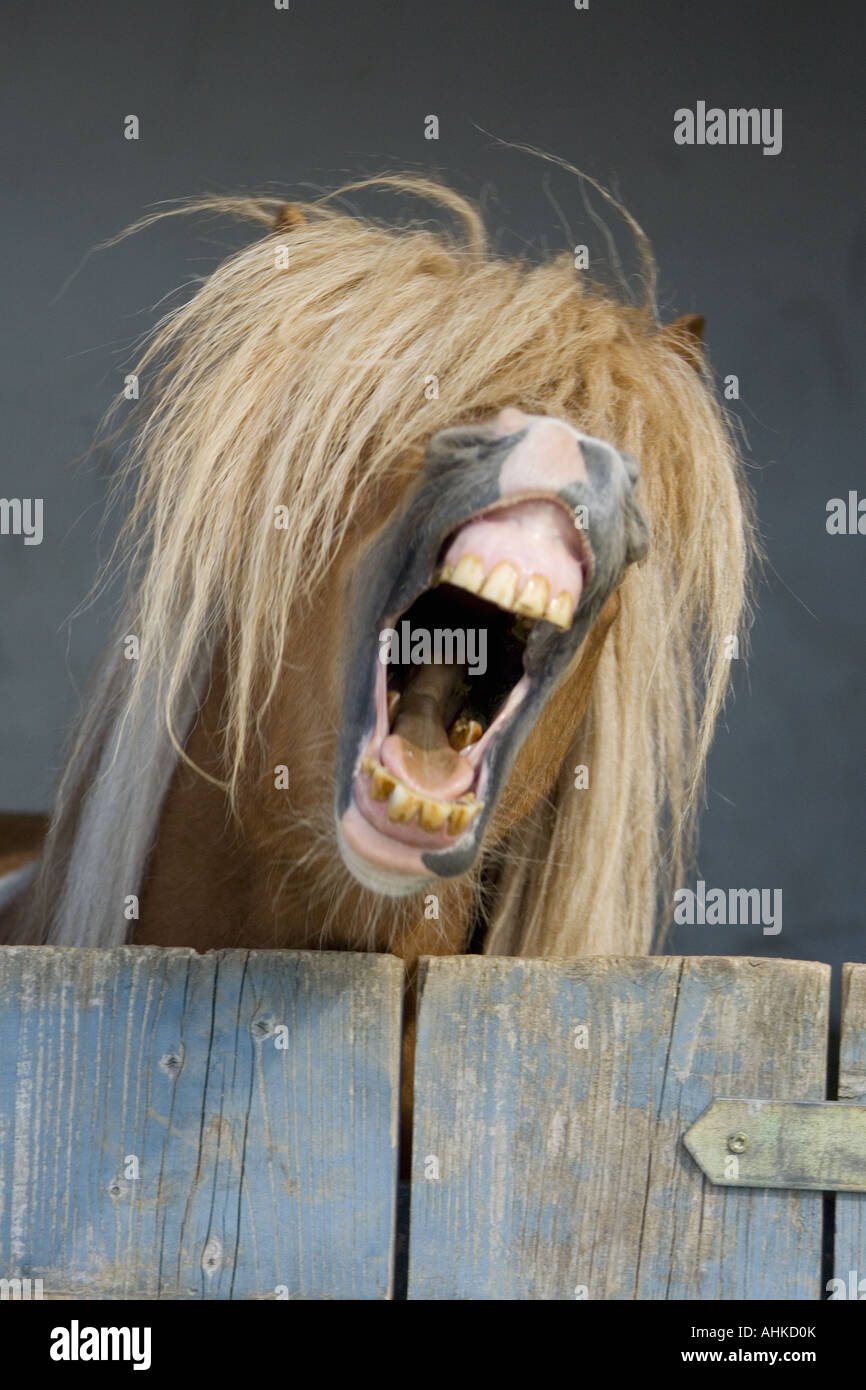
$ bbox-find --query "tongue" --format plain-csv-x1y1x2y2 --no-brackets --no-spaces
380,661,476,800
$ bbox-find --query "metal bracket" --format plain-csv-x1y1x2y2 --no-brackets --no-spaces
684,1099,866,1193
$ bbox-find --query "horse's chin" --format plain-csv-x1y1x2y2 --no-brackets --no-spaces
337,803,453,897
335,484,593,898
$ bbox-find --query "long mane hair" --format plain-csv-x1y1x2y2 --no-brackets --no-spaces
15,171,753,954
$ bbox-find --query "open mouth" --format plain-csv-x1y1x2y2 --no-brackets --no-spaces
338,496,591,892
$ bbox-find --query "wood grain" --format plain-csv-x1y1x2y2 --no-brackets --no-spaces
0,947,402,1299
833,962,866,1296
407,954,829,1300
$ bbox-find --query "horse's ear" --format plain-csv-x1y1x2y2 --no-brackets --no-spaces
272,203,306,235
660,313,705,371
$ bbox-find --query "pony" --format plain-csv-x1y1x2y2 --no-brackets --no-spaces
0,173,751,1122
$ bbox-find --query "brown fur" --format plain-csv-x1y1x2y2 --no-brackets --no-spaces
0,813,48,876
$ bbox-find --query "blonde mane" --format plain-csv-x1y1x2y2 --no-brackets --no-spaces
22,173,753,956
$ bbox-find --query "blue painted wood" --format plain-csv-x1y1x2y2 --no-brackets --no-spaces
0,947,401,1299
833,963,866,1299
407,955,829,1300
635,957,827,1300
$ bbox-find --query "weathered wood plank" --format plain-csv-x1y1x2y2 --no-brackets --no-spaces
636,957,828,1299
833,962,866,1297
0,947,402,1299
407,955,829,1300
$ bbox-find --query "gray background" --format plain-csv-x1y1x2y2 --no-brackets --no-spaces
1,0,863,976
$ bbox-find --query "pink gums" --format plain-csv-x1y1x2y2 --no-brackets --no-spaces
352,770,463,850
441,498,585,603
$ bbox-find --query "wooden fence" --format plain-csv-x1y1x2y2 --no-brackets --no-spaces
0,947,863,1300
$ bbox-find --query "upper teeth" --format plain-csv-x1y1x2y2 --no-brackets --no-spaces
481,561,519,609
513,573,549,619
439,554,575,629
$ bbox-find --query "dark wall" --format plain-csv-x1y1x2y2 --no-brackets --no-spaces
1,0,863,973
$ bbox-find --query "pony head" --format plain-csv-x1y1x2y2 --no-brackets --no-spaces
16,174,752,958
337,410,648,895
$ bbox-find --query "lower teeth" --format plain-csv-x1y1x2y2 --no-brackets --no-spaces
361,757,482,836
448,715,483,750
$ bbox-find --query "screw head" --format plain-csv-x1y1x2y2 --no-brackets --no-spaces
727,1131,748,1154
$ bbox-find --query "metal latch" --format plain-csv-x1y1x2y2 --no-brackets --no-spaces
684,1099,866,1192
